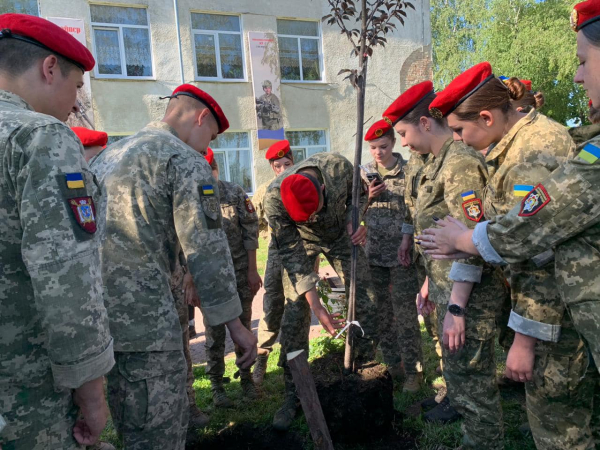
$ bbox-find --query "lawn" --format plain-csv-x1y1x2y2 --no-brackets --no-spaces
101,321,536,449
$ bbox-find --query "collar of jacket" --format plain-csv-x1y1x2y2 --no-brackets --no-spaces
485,109,537,163
0,89,35,111
366,152,404,178
423,137,453,181
146,120,180,139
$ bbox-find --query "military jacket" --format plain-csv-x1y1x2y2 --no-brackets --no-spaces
264,153,356,295
413,139,489,301
403,150,429,235
483,110,575,341
361,153,407,267
252,178,275,242
476,137,600,310
0,90,113,392
569,122,600,146
91,122,242,352
218,179,259,269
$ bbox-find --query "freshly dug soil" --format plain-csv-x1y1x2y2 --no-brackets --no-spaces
186,423,307,450
311,352,395,444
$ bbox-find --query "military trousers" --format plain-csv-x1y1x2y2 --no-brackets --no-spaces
436,304,504,450
526,333,600,450
171,265,197,407
204,267,254,380
370,264,423,375
256,245,286,354
278,235,380,395
0,369,80,450
107,351,188,450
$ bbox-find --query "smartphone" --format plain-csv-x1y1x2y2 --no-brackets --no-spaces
359,165,383,185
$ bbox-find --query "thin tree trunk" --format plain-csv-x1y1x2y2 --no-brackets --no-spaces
344,0,369,372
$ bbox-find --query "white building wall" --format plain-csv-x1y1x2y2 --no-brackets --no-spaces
38,0,432,190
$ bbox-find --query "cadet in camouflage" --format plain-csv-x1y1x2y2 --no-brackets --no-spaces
204,159,261,404
0,14,114,450
91,85,256,449
362,120,423,392
253,141,294,384
264,153,379,430
388,80,507,449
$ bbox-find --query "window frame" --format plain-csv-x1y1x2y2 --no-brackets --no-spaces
191,11,247,83
90,5,155,80
211,130,255,194
285,129,330,162
277,18,325,84
0,0,39,16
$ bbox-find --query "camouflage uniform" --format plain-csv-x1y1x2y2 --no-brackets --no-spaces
204,180,259,380
0,90,114,449
569,123,600,146
264,153,379,396
413,139,507,450
481,110,598,448
256,93,282,130
404,151,442,361
91,121,242,449
254,179,286,354
361,153,423,375
170,257,196,408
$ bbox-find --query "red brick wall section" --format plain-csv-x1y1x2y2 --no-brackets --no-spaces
400,46,433,92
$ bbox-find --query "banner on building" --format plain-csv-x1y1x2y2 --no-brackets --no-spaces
47,17,95,129
248,32,284,150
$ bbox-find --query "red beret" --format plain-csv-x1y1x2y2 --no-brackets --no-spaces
0,14,95,71
204,147,214,165
520,79,533,92
71,127,108,148
280,174,320,222
364,119,392,141
164,84,229,134
429,62,494,119
383,81,434,125
571,0,600,31
265,140,291,160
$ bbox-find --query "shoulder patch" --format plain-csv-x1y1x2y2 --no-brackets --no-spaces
65,172,85,189
462,198,483,222
244,194,256,213
518,184,550,217
577,143,600,164
513,184,534,197
201,184,215,196
68,197,97,233
460,190,476,201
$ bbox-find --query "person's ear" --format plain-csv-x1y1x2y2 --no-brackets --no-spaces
479,110,494,127
420,116,431,132
41,55,60,85
197,108,211,126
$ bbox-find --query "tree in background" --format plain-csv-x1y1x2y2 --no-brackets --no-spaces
432,0,588,125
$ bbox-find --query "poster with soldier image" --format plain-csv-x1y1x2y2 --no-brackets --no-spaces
248,32,284,150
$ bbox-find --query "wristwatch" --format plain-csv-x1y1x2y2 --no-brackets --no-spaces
447,303,466,317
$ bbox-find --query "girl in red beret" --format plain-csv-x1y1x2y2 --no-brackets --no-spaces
386,81,508,448
360,120,424,394
431,59,586,448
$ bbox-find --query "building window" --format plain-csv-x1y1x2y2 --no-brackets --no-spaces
285,130,329,162
191,13,245,81
212,132,254,193
90,5,153,79
277,19,323,82
0,0,38,15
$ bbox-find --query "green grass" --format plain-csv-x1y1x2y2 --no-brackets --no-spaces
101,323,536,449
257,236,333,278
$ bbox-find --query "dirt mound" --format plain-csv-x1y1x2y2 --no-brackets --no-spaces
186,423,307,450
311,352,395,444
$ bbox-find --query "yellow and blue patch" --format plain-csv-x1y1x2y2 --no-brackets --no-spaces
513,184,534,197
202,184,214,196
578,143,600,164
460,190,476,201
65,173,85,189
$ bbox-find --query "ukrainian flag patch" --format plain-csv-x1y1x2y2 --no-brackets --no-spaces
461,190,476,201
65,173,85,189
513,184,534,197
202,185,214,196
578,143,600,164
